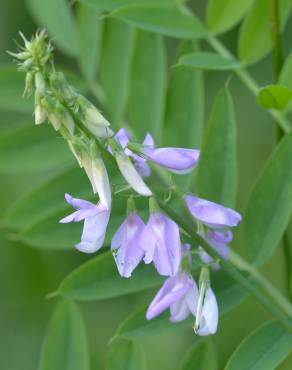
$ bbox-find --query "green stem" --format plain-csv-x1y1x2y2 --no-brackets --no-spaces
207,35,291,134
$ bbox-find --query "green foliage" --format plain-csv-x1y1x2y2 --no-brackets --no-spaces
238,0,292,64
197,85,237,207
78,0,174,12
2,167,89,231
128,30,166,142
207,0,254,34
112,5,206,39
25,0,77,56
257,85,292,110
179,340,218,370
177,52,240,70
279,52,292,89
225,320,292,370
0,123,73,174
57,251,163,300
164,41,204,149
76,3,103,82
105,337,147,370
1,1,292,369
100,19,135,123
39,300,90,370
244,131,292,265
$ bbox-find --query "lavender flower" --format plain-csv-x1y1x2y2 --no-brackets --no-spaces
184,195,241,228
142,147,200,174
194,287,218,336
146,272,199,322
60,193,110,253
140,201,182,276
111,212,145,278
199,230,232,268
114,128,153,177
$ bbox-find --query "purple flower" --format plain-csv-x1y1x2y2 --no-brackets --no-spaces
111,213,145,278
184,195,241,228
146,272,199,322
142,147,200,174
60,193,110,253
140,212,182,276
199,229,232,268
195,287,218,336
114,128,153,177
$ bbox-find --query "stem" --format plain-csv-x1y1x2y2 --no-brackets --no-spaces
207,35,291,134
229,250,292,316
156,197,292,329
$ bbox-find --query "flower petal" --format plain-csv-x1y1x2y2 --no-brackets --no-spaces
64,193,96,210
112,214,145,278
196,287,218,336
81,155,112,209
75,203,110,253
146,274,189,320
115,152,152,196
115,128,131,149
143,147,200,174
184,195,241,228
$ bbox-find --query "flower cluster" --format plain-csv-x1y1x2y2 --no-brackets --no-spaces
12,31,242,336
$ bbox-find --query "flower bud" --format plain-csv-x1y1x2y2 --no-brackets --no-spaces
35,72,46,95
23,71,34,97
34,103,46,125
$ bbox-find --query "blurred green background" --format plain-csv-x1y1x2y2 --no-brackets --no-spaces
0,0,291,369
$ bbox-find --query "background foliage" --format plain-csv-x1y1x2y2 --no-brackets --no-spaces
0,0,291,369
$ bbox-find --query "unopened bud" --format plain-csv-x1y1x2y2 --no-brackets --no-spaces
35,72,46,95
35,103,46,125
23,72,34,97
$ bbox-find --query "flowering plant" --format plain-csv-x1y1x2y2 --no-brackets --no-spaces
2,1,292,369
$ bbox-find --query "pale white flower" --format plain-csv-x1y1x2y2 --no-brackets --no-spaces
115,152,152,197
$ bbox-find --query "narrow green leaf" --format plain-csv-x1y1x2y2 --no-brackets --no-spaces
225,320,292,370
112,5,206,39
0,124,73,174
17,209,81,250
117,306,192,338
128,30,166,142
197,85,237,208
25,0,77,56
100,19,135,124
238,0,292,65
177,52,240,70
76,3,103,81
164,41,204,149
105,337,147,370
244,131,292,265
58,251,163,300
78,0,174,12
279,52,292,89
257,84,292,110
2,167,90,231
39,300,90,370
180,341,218,370
207,0,254,34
